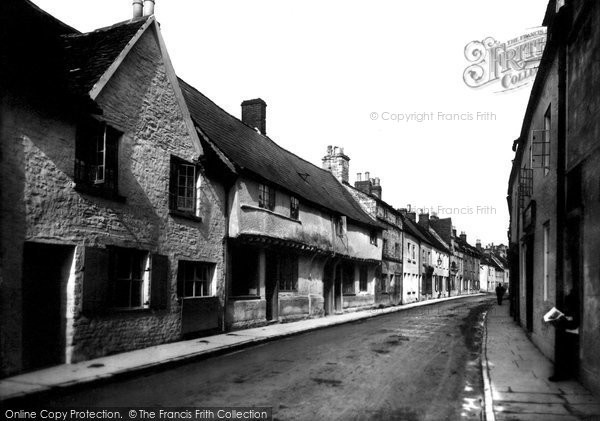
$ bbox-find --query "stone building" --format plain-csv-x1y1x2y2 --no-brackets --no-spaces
398,211,430,303
508,0,600,395
347,173,404,306
0,0,228,376
416,214,451,299
428,217,481,296
178,86,384,328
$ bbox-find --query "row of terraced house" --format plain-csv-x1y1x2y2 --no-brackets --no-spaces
0,0,483,377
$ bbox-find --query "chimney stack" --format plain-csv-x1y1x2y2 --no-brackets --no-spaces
241,98,267,135
322,145,350,184
356,173,362,181
406,212,417,222
460,231,467,243
143,0,155,16
133,0,143,18
371,177,382,199
476,239,482,250
452,226,457,238
418,213,430,229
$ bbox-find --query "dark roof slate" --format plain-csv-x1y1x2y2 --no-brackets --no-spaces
61,17,148,97
178,79,381,229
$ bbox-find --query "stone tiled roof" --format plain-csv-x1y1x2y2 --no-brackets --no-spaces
401,216,432,246
178,79,382,229
61,17,149,97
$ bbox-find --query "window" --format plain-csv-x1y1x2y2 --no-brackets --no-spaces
412,244,416,260
370,231,377,246
342,262,355,295
543,105,551,175
75,118,120,193
394,242,401,259
383,239,389,255
543,222,549,301
259,184,275,211
169,156,200,215
336,216,347,236
112,248,148,308
231,244,260,296
359,265,368,292
278,254,299,291
290,196,300,220
178,261,214,297
82,248,168,313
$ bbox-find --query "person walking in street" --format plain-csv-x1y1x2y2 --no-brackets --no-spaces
495,283,506,305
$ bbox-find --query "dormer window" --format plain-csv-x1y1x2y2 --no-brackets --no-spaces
290,196,300,220
75,118,120,194
259,184,275,211
370,231,377,245
336,216,347,237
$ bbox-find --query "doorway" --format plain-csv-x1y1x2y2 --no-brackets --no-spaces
525,236,534,332
265,251,279,321
22,242,73,371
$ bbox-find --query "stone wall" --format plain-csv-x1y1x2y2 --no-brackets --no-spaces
0,27,227,375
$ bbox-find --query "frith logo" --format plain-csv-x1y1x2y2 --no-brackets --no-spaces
463,28,547,92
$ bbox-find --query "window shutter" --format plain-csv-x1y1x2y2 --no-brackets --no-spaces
82,247,109,314
105,126,120,191
151,253,169,310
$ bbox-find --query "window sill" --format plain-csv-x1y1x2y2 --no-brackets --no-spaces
169,209,203,223
241,204,301,224
180,295,216,300
343,293,356,297
74,183,126,202
229,295,261,301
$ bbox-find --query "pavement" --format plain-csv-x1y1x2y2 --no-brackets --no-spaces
482,301,600,421
0,293,481,403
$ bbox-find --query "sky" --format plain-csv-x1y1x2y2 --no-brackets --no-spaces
31,0,550,246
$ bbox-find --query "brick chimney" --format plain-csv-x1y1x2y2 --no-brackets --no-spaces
476,239,482,251
460,231,467,243
406,212,416,222
241,98,267,135
371,177,382,199
355,172,372,194
418,213,430,229
133,0,143,18
143,0,155,16
322,146,350,183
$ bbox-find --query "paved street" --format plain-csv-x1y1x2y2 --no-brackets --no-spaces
26,296,493,421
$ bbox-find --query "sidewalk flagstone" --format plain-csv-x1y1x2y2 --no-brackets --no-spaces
482,303,600,421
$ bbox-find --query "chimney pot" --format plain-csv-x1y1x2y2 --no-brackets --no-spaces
364,171,370,180
241,98,267,135
322,145,350,183
132,0,143,18
356,173,362,181
143,0,155,16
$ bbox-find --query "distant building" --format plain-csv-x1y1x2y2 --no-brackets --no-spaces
347,173,404,306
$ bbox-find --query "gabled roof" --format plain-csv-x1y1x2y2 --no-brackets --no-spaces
61,17,149,97
454,235,481,257
178,79,382,229
401,216,432,246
